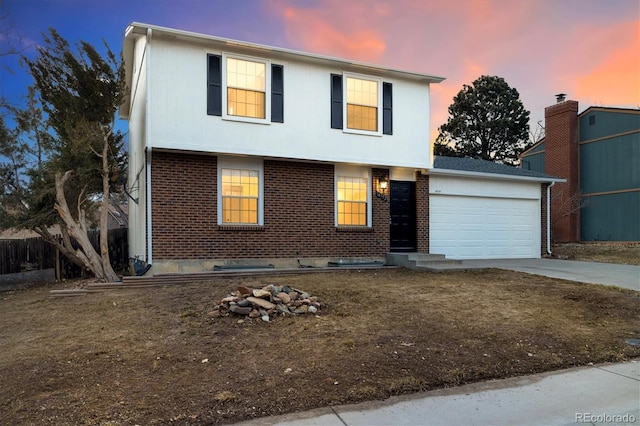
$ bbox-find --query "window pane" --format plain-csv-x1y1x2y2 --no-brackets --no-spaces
346,77,377,107
226,57,267,118
346,76,378,131
337,176,367,226
347,104,377,131
221,168,260,224
227,88,265,119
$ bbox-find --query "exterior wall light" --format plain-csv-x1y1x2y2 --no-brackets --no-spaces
376,177,389,202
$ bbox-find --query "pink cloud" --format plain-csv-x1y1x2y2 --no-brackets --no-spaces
272,2,386,62
574,20,640,106
264,0,639,141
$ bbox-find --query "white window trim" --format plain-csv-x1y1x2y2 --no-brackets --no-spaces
342,72,383,137
217,156,264,226
221,53,271,125
334,165,372,227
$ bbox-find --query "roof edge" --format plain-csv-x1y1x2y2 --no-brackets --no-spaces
578,106,640,117
428,167,566,183
124,22,446,84
520,138,546,157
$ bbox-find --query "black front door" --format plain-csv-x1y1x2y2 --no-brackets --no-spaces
390,181,416,252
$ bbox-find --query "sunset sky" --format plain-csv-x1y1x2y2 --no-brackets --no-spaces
1,0,639,143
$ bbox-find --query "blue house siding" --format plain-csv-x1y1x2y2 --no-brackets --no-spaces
520,141,545,172
578,108,639,241
580,110,640,141
580,134,639,194
522,151,545,172
581,191,640,241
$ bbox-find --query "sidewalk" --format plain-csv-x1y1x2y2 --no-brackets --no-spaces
439,258,640,292
235,361,640,425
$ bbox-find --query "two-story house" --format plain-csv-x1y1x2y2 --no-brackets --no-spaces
121,23,562,273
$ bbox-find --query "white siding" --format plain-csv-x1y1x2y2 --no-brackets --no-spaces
429,176,541,259
144,37,432,169
127,35,149,260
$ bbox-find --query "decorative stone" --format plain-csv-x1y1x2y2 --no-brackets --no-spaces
252,289,271,299
263,284,275,292
247,297,276,310
237,286,252,295
229,305,252,315
237,298,251,307
293,305,309,314
209,284,320,320
276,304,291,314
277,292,291,304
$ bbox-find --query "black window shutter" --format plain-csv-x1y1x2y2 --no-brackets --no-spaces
383,82,392,135
331,74,343,129
271,64,284,123
207,54,222,116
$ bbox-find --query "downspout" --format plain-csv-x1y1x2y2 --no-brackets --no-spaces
145,27,153,266
546,181,555,255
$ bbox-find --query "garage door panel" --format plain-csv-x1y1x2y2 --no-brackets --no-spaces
430,195,540,259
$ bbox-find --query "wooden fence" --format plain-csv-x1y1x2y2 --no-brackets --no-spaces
0,237,56,275
0,228,129,279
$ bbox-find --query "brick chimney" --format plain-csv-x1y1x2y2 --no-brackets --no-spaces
544,97,579,242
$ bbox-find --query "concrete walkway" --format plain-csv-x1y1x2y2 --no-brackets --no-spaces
459,258,640,291
235,361,640,426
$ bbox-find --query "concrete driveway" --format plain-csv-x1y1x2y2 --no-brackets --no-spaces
460,258,640,291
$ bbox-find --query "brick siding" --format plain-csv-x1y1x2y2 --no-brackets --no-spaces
150,151,390,260
544,100,580,242
416,172,429,252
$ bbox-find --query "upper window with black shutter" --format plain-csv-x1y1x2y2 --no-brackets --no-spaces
207,53,283,124
331,73,392,136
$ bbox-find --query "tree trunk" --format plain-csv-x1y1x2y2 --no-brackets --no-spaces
54,171,120,282
99,132,115,280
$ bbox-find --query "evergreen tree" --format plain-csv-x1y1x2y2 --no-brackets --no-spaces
436,75,530,165
0,28,126,282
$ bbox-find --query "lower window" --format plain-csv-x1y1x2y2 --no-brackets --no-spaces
337,176,368,226
221,168,259,224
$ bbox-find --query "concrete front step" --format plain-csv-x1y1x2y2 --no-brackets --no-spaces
386,252,481,271
407,253,447,261
415,259,463,267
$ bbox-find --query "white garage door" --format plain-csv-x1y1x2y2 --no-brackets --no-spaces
430,195,540,259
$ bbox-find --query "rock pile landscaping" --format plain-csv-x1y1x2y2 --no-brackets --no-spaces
208,284,322,322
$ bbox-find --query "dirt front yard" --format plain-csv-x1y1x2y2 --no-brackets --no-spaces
1,268,639,425
553,242,640,265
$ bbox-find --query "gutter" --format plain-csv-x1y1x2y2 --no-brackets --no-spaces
547,181,555,256
429,167,565,184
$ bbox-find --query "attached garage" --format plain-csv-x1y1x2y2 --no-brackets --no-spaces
429,157,563,259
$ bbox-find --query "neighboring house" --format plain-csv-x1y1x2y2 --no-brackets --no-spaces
521,97,640,242
121,23,562,273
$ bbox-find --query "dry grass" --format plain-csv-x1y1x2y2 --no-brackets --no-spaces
553,242,640,265
1,268,639,425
